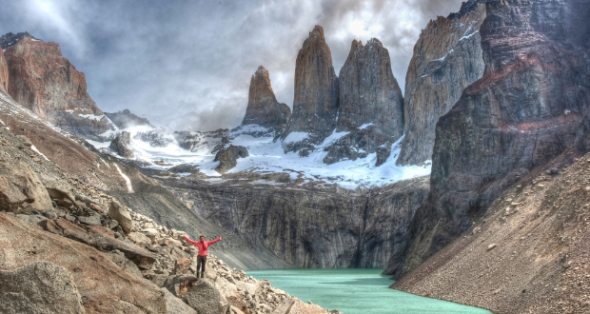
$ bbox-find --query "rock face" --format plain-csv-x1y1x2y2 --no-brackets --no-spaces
0,47,8,92
391,0,590,279
241,66,291,132
109,131,134,158
0,262,86,314
214,145,249,174
281,25,339,152
324,38,404,165
397,2,487,165
105,109,152,129
166,176,429,268
4,36,115,140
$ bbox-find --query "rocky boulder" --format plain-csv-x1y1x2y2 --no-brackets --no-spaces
109,131,134,158
397,2,487,166
214,145,249,174
181,279,230,314
281,25,339,152
4,36,115,141
325,38,404,165
242,66,291,133
107,199,135,234
0,160,53,214
161,287,198,314
0,262,86,314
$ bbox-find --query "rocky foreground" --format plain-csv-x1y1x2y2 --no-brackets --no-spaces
0,125,337,314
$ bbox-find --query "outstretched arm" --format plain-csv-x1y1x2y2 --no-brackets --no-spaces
184,236,199,246
207,237,223,246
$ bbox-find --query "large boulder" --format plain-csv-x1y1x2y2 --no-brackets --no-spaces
109,131,134,158
0,160,53,214
181,278,230,314
214,145,249,174
241,66,291,132
42,178,76,204
107,200,135,233
161,287,198,314
0,262,86,314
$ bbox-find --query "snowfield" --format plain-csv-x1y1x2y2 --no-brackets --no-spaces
90,123,431,189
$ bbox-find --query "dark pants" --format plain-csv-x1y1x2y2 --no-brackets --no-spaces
197,256,207,278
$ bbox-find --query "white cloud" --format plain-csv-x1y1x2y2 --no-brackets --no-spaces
1,0,466,131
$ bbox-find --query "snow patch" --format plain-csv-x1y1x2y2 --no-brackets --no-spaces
459,31,479,42
31,145,50,161
359,123,373,130
283,132,309,144
113,163,134,193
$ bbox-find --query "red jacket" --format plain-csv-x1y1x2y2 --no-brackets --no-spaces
184,237,222,256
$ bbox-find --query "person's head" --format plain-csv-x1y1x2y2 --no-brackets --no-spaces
199,236,205,242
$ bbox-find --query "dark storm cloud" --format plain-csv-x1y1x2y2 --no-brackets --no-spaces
0,0,465,131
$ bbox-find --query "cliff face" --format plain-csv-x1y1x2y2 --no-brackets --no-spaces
324,38,404,166
4,36,115,140
281,25,339,152
397,3,487,165
391,0,590,279
242,66,291,132
163,176,429,269
0,48,7,92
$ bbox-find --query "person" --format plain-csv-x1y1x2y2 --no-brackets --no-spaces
183,235,222,278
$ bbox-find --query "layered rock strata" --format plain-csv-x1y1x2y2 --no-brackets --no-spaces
163,176,430,269
391,0,590,279
281,25,339,152
397,2,487,165
4,36,115,140
325,38,404,165
241,66,291,133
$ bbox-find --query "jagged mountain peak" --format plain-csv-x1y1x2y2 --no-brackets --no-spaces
242,66,290,131
309,25,325,41
0,31,43,49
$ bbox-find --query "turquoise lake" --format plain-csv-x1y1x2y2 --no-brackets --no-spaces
247,269,493,314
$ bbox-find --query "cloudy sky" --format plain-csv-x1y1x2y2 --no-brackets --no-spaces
1,0,465,131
